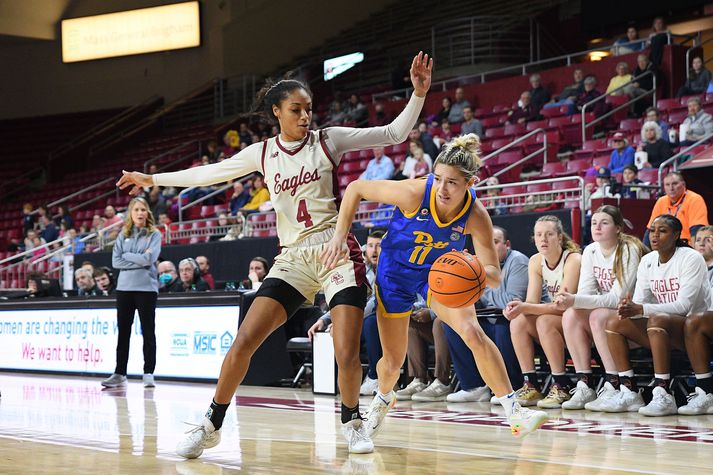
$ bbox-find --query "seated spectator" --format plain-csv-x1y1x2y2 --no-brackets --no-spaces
94,267,115,296
371,103,389,126
147,186,168,219
345,93,368,124
630,54,657,115
327,101,347,125
360,147,394,180
229,181,251,216
677,56,712,98
544,68,584,110
22,202,35,235
587,167,618,210
157,213,172,228
637,121,672,168
447,87,471,124
693,226,713,287
40,215,59,243
416,123,439,158
479,176,508,216
460,106,483,137
443,227,529,401
26,273,54,298
394,142,433,180
169,258,210,292
573,76,605,116
242,256,269,290
644,107,671,143
81,261,95,275
612,26,645,55
608,132,635,173
35,205,48,232
30,236,47,259
157,260,179,293
104,206,123,228
65,228,85,254
53,205,74,230
238,123,252,145
75,268,101,296
620,165,645,199
507,91,538,124
432,96,452,126
211,213,239,241
23,230,44,252
410,146,431,179
438,121,454,143
646,171,709,244
529,73,551,114
605,62,633,96
680,96,713,146
237,174,270,215
222,130,238,157
195,255,215,290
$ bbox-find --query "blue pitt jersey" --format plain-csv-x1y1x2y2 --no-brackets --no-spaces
379,174,476,274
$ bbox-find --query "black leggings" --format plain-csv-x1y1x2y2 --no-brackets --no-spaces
115,291,158,375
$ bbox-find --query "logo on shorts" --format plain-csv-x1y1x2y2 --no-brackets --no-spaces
331,272,344,285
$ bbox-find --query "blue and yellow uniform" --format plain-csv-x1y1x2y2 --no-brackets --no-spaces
376,174,477,318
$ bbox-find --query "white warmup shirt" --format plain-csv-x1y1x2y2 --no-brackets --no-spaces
153,95,425,247
541,249,572,300
574,241,642,309
633,246,712,316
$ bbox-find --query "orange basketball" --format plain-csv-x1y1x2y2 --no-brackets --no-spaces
428,251,486,308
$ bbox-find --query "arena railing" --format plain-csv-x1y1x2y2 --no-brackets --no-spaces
656,131,713,189
177,181,236,223
28,177,116,219
478,128,548,182
580,70,657,144
372,35,687,103
143,140,202,173
684,34,712,82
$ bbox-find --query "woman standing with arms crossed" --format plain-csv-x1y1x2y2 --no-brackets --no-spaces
556,206,648,410
101,197,162,389
118,52,433,457
321,135,549,439
503,216,581,409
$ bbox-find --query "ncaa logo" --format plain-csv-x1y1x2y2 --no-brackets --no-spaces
171,333,189,356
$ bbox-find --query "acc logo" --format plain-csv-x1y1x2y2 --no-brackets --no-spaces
170,333,189,356
450,232,460,241
193,332,217,355
220,331,234,355
420,208,429,215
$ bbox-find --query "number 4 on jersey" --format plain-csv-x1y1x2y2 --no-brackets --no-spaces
296,199,313,228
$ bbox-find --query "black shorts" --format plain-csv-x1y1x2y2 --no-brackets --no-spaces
256,278,368,319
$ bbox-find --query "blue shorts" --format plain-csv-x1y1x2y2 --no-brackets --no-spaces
374,266,430,319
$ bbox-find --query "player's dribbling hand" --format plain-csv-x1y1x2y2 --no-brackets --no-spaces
117,170,153,196
319,234,349,269
410,51,434,97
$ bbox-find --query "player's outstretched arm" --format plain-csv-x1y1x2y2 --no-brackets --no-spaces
320,178,424,269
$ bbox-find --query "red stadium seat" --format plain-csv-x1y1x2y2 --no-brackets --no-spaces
539,161,567,178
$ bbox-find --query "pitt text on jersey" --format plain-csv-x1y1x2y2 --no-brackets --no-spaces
409,231,449,265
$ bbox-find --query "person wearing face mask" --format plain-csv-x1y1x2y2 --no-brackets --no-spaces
102,197,162,389
157,260,179,292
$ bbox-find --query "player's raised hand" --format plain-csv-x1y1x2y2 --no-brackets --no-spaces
319,233,349,269
410,51,433,97
117,170,153,196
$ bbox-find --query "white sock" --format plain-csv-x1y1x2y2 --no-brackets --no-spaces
499,391,517,417
654,373,670,381
619,370,635,377
695,373,712,379
377,391,393,405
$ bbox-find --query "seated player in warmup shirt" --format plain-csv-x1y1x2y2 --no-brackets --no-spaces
556,205,649,411
321,134,549,440
117,51,435,457
607,214,712,416
504,216,581,409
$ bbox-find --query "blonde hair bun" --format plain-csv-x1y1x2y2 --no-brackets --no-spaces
450,133,481,154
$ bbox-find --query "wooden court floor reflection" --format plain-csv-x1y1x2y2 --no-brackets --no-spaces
1,373,712,474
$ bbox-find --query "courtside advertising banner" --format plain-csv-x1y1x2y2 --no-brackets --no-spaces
0,306,238,379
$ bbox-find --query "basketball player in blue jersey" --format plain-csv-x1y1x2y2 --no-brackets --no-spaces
321,134,549,439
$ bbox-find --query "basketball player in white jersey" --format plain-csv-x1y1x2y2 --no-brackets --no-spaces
608,214,712,416
555,205,649,410
503,215,581,409
117,51,434,458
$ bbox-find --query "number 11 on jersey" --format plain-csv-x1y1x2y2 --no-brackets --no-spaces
296,199,313,228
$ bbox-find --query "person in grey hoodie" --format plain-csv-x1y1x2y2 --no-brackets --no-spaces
102,197,162,389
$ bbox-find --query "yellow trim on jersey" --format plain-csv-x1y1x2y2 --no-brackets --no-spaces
401,206,420,218
426,288,432,308
375,283,412,319
429,181,473,228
